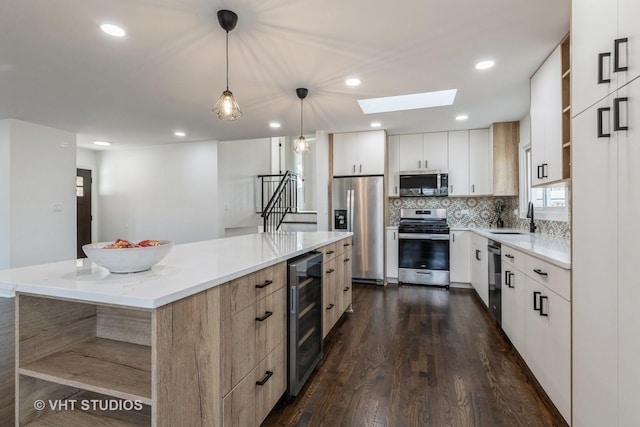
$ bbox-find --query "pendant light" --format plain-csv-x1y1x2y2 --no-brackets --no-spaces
294,88,310,154
212,10,242,120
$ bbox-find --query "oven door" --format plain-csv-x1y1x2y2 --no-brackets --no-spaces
398,233,450,286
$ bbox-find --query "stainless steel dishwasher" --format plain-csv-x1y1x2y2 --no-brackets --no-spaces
487,240,502,325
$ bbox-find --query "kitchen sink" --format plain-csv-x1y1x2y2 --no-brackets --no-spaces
489,231,526,235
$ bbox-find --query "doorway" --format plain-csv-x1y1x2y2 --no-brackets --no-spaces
76,168,92,258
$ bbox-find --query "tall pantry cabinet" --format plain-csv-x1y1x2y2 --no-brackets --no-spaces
572,0,640,426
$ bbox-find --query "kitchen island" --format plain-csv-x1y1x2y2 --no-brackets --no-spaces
0,231,353,427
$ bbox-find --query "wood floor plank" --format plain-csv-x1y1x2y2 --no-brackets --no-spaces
262,284,568,427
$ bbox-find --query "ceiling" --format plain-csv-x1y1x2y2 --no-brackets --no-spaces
0,0,570,150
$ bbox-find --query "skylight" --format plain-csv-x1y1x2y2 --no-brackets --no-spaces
357,89,457,114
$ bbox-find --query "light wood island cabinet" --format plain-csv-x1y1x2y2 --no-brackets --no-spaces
13,233,353,427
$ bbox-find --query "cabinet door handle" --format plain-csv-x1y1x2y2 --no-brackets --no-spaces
533,268,548,277
394,185,398,195
598,52,611,84
614,37,628,72
425,160,428,169
471,184,475,193
539,295,549,317
533,291,542,311
255,311,273,322
343,286,350,292
505,270,511,287
509,272,515,288
542,163,548,179
418,160,421,168
326,268,335,274
475,249,481,261
256,370,273,386
450,185,453,193
353,164,356,173
344,258,350,262
614,97,629,131
359,164,362,173
452,233,455,242
598,107,611,138
255,280,273,289
393,231,396,240
537,165,543,179
326,303,335,310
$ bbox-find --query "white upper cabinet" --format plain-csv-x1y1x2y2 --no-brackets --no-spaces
333,130,385,176
447,130,469,195
530,45,563,185
387,136,400,197
469,128,492,196
573,0,640,116
398,132,447,171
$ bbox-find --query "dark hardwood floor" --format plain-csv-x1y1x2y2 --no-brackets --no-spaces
262,284,568,427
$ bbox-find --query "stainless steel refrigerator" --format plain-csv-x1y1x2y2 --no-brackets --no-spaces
331,176,384,285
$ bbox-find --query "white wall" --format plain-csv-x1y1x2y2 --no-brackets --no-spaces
0,121,10,268
315,131,330,231
77,147,99,243
218,138,271,235
0,119,76,268
97,141,219,244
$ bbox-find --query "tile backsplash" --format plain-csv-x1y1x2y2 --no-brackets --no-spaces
388,196,570,239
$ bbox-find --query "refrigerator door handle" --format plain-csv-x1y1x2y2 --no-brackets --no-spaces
347,189,355,232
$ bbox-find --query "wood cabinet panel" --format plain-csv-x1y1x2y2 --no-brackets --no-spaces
491,122,519,196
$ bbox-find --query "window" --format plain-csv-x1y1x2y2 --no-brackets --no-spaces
520,144,569,222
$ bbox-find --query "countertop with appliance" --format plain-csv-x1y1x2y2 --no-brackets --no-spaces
0,231,353,308
453,228,570,269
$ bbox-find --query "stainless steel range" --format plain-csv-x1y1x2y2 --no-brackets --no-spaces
398,208,450,287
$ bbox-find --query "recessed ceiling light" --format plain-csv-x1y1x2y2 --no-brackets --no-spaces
174,131,186,137
93,140,111,146
475,60,495,70
100,24,126,37
455,115,468,121
345,78,361,87
269,122,281,128
370,122,382,128
358,89,457,114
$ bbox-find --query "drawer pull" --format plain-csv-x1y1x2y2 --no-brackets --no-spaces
533,291,542,312
343,286,350,292
326,303,334,310
343,243,351,247
505,254,514,259
344,258,350,263
533,269,548,277
255,311,273,322
539,295,549,317
256,370,273,386
326,250,335,255
255,280,273,289
327,268,335,274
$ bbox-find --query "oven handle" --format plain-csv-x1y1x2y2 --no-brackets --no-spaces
398,233,450,240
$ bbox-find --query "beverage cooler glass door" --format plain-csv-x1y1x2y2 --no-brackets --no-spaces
287,252,323,397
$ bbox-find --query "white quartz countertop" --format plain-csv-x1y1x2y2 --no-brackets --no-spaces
0,283,14,298
456,228,570,269
0,231,352,308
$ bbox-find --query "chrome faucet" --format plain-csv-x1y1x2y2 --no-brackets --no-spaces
527,202,537,233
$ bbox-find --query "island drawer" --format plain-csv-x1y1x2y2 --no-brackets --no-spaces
221,261,286,320
222,342,285,427
221,286,286,395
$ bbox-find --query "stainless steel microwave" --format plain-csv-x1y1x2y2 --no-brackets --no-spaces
399,172,449,197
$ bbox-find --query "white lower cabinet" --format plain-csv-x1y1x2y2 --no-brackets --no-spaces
470,234,488,306
449,231,470,283
386,228,398,280
499,244,570,424
524,275,571,422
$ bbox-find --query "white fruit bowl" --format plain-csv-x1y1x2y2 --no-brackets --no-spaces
82,240,174,273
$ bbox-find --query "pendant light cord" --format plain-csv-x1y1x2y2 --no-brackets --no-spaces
225,31,229,91
300,98,304,136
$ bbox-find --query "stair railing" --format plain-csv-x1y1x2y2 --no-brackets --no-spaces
259,171,299,232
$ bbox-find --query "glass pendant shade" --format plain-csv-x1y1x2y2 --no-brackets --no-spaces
294,135,310,154
213,90,241,120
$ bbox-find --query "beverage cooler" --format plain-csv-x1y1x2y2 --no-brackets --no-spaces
287,251,323,397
